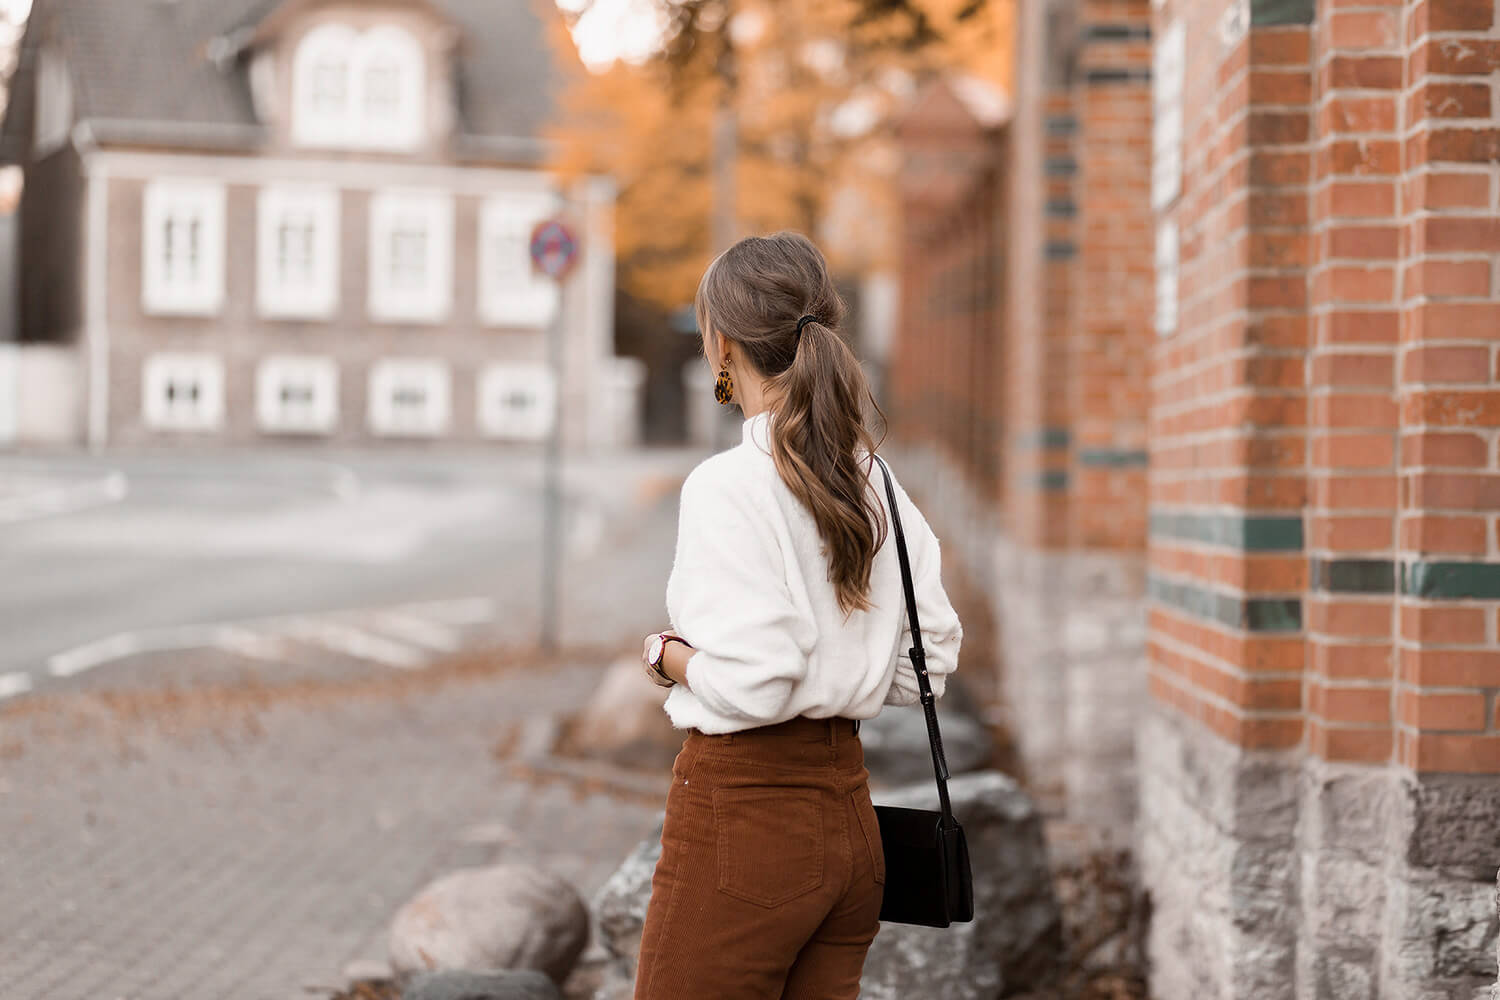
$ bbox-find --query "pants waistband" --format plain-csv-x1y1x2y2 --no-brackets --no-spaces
692,715,861,746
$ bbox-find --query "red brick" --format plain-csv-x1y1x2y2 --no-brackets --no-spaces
1321,54,1402,90
1407,472,1500,510
1321,225,1400,261
1312,641,1391,680
1315,266,1397,304
1320,95,1398,135
1321,181,1397,219
1413,217,1500,254
1403,303,1500,342
1404,259,1492,299
1319,139,1400,178
1308,597,1394,638
1310,392,1399,429
1399,514,1488,554
1399,604,1488,644
1406,733,1500,774
1326,10,1401,50
1309,721,1393,764
1402,346,1492,383
1401,648,1500,687
1311,472,1399,508
1317,309,1399,345
1250,69,1313,106
1412,171,1492,210
1411,37,1500,76
1401,390,1500,426
1401,432,1489,468
1410,83,1493,122
1249,110,1311,145
1309,515,1395,552
1311,353,1394,388
1314,683,1392,724
1250,29,1311,67
1424,0,1497,32
1399,690,1488,732
1311,429,1396,467
1417,129,1500,166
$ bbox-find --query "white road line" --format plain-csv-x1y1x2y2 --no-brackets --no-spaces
48,633,145,677
286,622,429,670
0,672,33,700
210,626,289,663
0,471,128,525
402,597,495,626
366,613,462,653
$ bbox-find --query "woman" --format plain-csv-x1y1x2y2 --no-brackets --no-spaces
636,232,964,1000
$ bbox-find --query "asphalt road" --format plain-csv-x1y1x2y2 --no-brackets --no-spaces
0,445,701,701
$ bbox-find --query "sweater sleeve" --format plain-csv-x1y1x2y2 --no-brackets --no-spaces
881,470,964,707
666,464,816,724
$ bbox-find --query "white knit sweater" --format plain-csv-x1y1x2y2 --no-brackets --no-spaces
663,409,964,734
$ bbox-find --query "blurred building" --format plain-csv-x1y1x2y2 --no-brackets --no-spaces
890,0,1500,996
0,0,641,451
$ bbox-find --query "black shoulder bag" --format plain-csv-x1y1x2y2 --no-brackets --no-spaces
870,453,975,928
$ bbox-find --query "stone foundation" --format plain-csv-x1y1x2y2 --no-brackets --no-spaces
1140,706,1500,999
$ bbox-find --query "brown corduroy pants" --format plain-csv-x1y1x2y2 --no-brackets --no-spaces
633,715,884,1000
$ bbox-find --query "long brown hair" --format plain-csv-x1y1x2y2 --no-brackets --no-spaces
695,232,889,618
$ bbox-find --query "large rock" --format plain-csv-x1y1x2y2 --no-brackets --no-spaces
860,678,995,787
389,864,590,986
563,655,681,770
591,771,1061,999
860,771,1062,998
402,969,561,1000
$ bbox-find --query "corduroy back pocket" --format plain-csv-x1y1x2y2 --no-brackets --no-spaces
713,786,824,907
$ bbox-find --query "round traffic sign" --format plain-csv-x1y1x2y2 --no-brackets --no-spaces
530,219,579,280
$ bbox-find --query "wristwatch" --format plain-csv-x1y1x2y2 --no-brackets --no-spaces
647,632,691,686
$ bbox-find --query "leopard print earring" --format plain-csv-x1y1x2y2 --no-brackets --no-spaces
714,362,734,405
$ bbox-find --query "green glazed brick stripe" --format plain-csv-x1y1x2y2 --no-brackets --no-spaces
1036,470,1070,492
1077,448,1148,468
1013,427,1071,450
1148,574,1302,633
1311,558,1396,594
1403,562,1500,600
1253,0,1315,25
1149,510,1304,552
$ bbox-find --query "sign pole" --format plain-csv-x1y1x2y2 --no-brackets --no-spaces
530,217,580,654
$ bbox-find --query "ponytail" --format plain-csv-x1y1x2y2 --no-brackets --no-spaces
694,232,889,618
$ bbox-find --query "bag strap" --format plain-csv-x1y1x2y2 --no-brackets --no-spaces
872,453,957,829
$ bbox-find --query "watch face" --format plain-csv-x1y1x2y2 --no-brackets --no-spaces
648,634,665,665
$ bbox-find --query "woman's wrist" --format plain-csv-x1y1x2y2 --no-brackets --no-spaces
660,636,694,687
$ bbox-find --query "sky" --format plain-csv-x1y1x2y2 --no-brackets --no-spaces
556,0,666,70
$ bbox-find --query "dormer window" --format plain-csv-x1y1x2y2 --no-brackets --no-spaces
292,23,425,151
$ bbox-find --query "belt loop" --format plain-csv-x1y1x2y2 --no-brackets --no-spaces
826,717,836,747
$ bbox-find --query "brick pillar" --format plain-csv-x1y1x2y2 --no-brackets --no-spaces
1382,1,1500,996
1056,0,1154,828
1141,0,1314,995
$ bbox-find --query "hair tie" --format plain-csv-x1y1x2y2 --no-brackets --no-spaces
796,315,818,336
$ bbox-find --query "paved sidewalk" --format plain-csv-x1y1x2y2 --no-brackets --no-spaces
0,658,668,1000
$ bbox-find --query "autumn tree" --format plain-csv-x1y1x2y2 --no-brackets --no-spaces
547,0,1013,311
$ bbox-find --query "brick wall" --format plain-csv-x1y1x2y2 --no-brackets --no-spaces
891,0,1500,995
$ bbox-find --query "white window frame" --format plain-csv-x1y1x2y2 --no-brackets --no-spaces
478,191,563,328
291,23,358,148
142,353,225,432
256,356,339,435
291,23,426,152
368,190,453,323
257,185,341,320
355,26,427,151
368,359,450,437
141,180,226,316
478,362,557,440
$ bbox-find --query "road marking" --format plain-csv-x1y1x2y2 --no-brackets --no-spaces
285,621,429,670
366,613,462,653
0,471,128,525
0,672,33,700
40,595,495,680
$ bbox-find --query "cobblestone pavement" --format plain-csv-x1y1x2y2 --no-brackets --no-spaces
0,453,693,999
0,659,670,1000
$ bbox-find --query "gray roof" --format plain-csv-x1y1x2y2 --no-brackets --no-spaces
1,0,576,162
